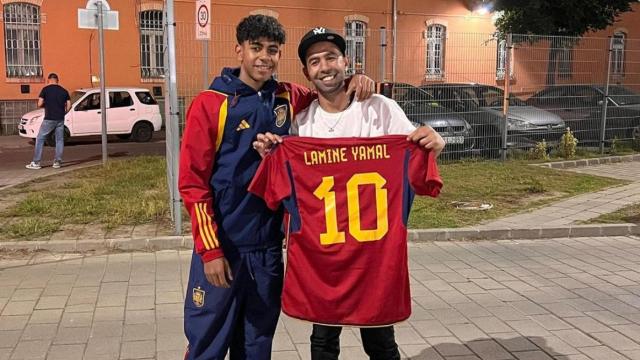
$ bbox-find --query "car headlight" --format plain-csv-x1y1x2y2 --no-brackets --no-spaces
28,115,42,125
507,118,536,131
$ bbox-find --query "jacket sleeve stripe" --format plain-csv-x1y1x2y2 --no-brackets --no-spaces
215,99,228,153
201,205,220,248
194,203,214,250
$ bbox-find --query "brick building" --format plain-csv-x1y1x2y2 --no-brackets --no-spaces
1,0,638,135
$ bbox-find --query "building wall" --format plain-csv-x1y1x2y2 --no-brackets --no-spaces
1,0,639,134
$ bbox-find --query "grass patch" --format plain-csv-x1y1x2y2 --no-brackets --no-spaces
0,156,170,238
408,159,624,228
0,155,626,238
581,203,640,225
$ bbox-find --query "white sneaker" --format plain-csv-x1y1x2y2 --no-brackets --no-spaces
26,162,41,170
52,161,62,169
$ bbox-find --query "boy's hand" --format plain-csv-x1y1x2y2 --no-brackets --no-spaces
253,132,283,158
407,126,445,158
346,75,376,101
204,257,233,288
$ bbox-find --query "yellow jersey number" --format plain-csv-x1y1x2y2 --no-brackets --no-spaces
312,172,389,245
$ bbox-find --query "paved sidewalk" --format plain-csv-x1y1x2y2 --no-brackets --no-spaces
479,160,640,229
2,236,640,359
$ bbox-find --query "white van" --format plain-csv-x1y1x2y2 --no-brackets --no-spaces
18,87,162,144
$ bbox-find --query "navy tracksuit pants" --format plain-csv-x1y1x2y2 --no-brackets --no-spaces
184,246,283,360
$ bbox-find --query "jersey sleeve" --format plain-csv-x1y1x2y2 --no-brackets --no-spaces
278,82,316,116
248,145,292,211
179,92,226,262
381,96,416,135
408,148,443,197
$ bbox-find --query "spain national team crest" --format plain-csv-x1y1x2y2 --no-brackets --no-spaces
274,104,288,128
192,287,205,308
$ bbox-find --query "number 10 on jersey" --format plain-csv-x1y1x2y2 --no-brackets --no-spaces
313,172,389,245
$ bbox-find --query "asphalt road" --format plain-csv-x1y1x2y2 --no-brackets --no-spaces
0,131,168,190
0,131,167,170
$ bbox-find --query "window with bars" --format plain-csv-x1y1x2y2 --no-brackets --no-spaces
496,39,507,79
345,21,366,75
3,3,43,78
139,10,165,79
558,45,573,79
612,32,626,76
426,24,446,79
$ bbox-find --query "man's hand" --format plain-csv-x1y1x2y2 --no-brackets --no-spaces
253,132,283,158
346,74,376,101
407,126,445,158
204,257,233,288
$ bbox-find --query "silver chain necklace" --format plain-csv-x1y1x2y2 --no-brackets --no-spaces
326,111,345,132
324,96,353,132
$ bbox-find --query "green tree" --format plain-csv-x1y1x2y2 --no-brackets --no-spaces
493,0,635,36
493,0,635,84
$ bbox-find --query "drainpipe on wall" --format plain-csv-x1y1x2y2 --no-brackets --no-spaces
392,0,397,82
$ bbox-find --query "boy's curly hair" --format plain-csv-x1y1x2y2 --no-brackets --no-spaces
236,15,286,45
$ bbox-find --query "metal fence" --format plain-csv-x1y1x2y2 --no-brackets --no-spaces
169,25,640,160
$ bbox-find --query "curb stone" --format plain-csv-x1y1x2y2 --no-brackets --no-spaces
410,224,638,242
534,154,640,169
1,224,637,253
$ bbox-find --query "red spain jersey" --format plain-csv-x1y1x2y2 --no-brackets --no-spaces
249,135,442,326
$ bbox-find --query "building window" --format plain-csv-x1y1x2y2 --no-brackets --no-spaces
426,24,446,79
612,32,626,76
558,45,573,79
139,10,165,78
496,39,507,79
3,2,43,78
345,21,366,75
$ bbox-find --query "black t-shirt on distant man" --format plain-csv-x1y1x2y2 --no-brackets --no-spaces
39,84,70,121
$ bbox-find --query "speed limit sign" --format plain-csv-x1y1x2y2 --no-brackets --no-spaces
195,0,210,40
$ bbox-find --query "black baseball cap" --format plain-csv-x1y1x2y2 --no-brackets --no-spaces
298,27,346,65
47,73,58,80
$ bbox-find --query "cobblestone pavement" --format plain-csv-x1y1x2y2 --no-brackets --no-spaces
480,161,640,229
1,236,640,359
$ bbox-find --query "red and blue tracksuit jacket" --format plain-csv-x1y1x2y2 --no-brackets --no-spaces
178,67,314,360
179,67,313,261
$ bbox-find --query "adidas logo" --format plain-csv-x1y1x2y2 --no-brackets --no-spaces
236,120,250,131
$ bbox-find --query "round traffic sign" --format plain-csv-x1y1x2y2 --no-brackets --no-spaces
197,4,209,28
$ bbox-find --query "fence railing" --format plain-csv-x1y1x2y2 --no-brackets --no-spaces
171,27,640,160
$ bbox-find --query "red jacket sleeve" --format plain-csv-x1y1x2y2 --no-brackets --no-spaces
179,91,226,262
278,82,316,116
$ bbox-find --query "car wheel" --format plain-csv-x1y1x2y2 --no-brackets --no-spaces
45,127,70,147
131,122,154,142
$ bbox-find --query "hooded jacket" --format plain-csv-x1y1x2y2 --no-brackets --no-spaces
179,67,314,262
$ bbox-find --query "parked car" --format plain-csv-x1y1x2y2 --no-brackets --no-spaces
386,82,475,156
526,84,640,144
419,83,566,155
19,87,162,144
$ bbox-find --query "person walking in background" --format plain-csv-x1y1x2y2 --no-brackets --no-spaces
26,72,71,170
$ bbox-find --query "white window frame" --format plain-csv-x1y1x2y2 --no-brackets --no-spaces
139,10,165,79
558,44,573,79
612,32,626,76
345,20,366,75
3,2,42,78
426,24,446,79
496,39,507,79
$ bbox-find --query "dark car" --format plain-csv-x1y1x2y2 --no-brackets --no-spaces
526,84,640,144
420,83,566,155
388,83,475,156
